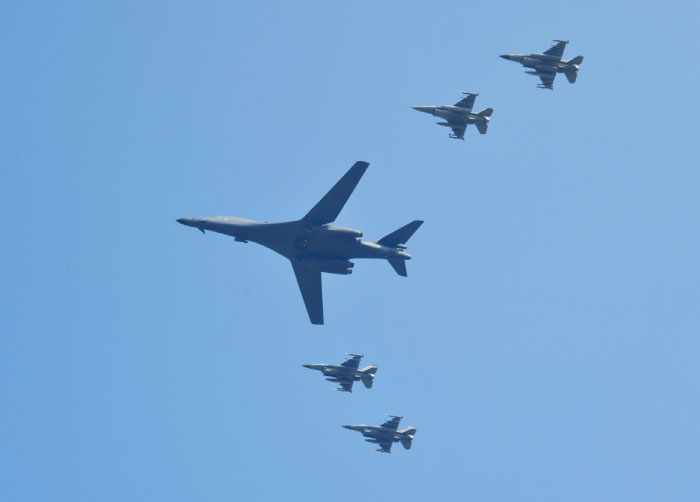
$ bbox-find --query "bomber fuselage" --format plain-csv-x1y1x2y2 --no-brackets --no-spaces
177,216,411,274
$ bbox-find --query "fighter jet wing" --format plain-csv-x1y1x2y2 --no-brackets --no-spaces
337,380,354,392
340,354,362,370
543,39,567,59
537,71,556,89
380,415,402,431
454,93,477,111
302,161,369,224
448,122,467,139
292,262,323,325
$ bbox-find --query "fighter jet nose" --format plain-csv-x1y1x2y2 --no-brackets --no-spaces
302,364,313,369
499,55,508,59
176,218,187,225
342,425,353,430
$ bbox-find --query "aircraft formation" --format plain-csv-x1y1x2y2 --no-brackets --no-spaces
414,39,583,139
177,38,584,453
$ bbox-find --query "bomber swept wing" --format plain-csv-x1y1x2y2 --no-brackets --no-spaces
293,161,369,324
292,263,323,325
302,161,369,224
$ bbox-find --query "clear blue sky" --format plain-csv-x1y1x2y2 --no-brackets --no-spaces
2,1,699,501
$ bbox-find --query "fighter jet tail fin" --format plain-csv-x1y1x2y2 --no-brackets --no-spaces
565,55,583,65
359,365,377,388
399,426,416,449
388,259,407,277
475,107,493,118
564,70,578,83
377,220,424,248
475,121,489,135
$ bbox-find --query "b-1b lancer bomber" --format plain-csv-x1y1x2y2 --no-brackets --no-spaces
343,415,416,453
500,39,583,89
303,353,377,392
177,161,423,325
413,92,493,140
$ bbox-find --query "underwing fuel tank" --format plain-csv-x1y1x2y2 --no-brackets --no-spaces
525,70,552,77
298,258,355,275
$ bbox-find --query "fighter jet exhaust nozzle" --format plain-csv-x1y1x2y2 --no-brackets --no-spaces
298,258,354,275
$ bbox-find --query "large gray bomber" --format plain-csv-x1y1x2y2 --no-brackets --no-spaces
303,353,377,392
500,39,583,89
343,415,416,453
177,161,423,325
413,92,493,140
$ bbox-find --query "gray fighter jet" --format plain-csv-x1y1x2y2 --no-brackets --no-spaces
413,92,493,140
500,39,583,89
177,161,423,325
343,415,416,453
303,353,377,392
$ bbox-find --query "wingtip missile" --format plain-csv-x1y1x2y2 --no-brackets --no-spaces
459,91,478,96
549,38,569,43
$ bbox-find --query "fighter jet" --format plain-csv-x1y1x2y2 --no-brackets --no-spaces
343,415,416,453
413,92,493,140
177,161,423,325
303,353,377,392
500,39,583,89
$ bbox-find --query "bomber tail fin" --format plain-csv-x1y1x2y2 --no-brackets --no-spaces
565,55,583,65
378,221,423,277
377,220,423,248
388,259,407,277
359,365,377,389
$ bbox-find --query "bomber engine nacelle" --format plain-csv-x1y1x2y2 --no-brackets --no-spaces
299,258,355,275
307,225,362,240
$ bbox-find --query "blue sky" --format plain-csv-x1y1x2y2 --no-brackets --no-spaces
2,1,699,501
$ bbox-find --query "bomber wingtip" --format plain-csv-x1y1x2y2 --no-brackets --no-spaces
353,160,370,169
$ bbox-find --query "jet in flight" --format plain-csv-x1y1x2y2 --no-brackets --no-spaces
303,353,377,392
343,415,416,453
413,92,492,140
177,161,423,325
500,39,583,89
